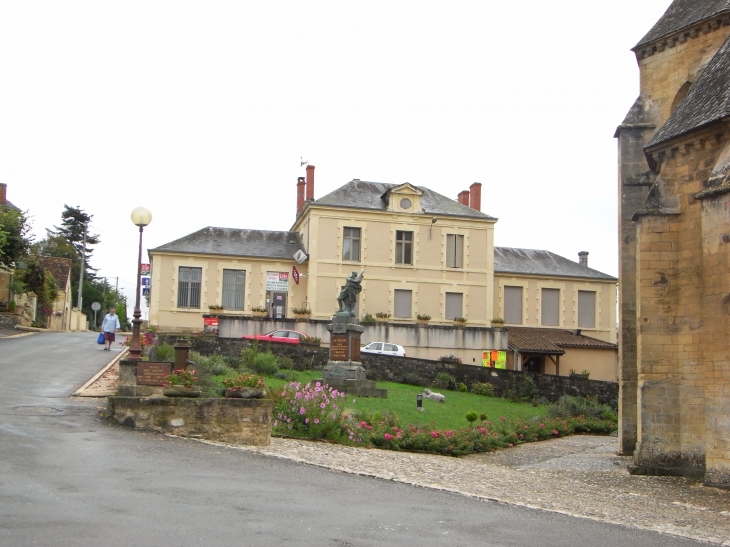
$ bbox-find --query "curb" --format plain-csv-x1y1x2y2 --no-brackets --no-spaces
74,348,129,396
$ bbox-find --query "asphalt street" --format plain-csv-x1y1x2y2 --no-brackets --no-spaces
0,332,710,547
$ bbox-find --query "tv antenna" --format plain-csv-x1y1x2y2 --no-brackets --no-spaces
300,157,308,167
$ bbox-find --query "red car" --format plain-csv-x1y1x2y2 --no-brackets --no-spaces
242,329,307,344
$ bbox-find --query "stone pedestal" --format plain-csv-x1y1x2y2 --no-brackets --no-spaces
319,316,387,398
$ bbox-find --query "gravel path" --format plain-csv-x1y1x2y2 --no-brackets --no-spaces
78,364,730,545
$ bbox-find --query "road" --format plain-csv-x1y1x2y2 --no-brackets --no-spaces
0,332,709,547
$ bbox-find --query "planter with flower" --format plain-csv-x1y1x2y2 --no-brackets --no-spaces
361,313,376,325
375,312,391,323
250,306,267,318
222,373,266,399
208,304,224,316
453,317,467,326
162,369,202,397
490,317,505,328
292,306,311,320
416,313,431,325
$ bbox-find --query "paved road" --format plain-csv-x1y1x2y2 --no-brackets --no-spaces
0,332,709,547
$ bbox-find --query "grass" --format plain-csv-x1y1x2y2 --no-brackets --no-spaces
214,369,546,431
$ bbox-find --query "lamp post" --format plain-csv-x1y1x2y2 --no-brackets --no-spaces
128,206,152,361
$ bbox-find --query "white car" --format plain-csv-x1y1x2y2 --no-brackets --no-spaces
360,342,406,357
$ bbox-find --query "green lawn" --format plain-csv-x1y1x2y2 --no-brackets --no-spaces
231,370,547,431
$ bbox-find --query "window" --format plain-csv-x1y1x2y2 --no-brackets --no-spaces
399,198,411,209
541,288,560,326
177,267,202,308
222,269,245,310
342,227,361,261
446,234,464,268
395,231,413,264
384,344,399,352
394,289,412,318
578,290,596,328
504,286,523,324
367,343,382,351
445,292,463,320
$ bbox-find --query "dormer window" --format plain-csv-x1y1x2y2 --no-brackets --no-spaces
385,183,423,213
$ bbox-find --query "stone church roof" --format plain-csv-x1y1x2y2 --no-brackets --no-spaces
150,227,306,260
634,0,730,49
646,34,730,148
494,247,617,281
310,179,496,220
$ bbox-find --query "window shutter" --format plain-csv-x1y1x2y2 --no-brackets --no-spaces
394,289,412,318
223,269,245,310
445,292,463,320
578,291,596,328
455,235,464,268
504,286,523,324
541,288,560,326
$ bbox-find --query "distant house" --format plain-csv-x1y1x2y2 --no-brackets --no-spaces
36,256,73,331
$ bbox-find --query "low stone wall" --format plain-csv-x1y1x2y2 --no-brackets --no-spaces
0,312,21,328
107,396,273,446
159,335,619,405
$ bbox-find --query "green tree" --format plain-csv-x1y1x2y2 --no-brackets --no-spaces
0,208,33,268
48,205,100,279
17,260,59,323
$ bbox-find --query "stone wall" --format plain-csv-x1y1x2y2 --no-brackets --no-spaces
160,334,618,406
107,396,272,446
0,312,21,329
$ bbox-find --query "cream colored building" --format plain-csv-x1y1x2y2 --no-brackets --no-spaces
148,167,617,378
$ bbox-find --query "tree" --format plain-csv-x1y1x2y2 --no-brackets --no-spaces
48,205,100,279
0,208,33,268
17,260,59,325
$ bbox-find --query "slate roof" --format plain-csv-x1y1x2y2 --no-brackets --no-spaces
35,256,72,287
150,227,306,260
646,33,730,148
634,0,730,49
494,247,617,281
507,327,618,355
1,200,20,211
309,179,496,220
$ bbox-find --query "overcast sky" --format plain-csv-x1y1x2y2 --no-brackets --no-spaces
0,0,672,315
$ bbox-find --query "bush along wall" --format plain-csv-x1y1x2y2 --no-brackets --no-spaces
158,334,617,405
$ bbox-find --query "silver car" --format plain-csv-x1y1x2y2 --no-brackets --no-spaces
360,342,406,357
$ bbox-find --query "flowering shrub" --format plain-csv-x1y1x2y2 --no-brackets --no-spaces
120,330,155,348
163,369,198,387
273,381,350,440
222,374,265,390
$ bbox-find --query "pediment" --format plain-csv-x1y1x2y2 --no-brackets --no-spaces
382,183,423,213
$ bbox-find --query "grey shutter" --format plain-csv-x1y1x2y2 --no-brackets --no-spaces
446,235,464,268
504,286,523,324
445,292,463,320
394,289,412,318
541,288,560,326
578,291,596,328
223,269,245,310
454,235,464,268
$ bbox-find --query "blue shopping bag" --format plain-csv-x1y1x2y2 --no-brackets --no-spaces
97,332,105,345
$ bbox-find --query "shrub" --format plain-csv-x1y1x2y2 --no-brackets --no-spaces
479,413,488,421
190,352,231,376
547,395,617,422
276,355,294,370
155,343,174,362
433,372,457,391
222,373,265,390
163,369,198,387
273,381,349,441
252,352,279,375
240,341,259,369
400,373,428,387
465,411,479,426
503,374,539,403
458,383,468,393
471,382,495,397
362,313,375,323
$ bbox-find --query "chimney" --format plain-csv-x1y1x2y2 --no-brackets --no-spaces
0,183,6,205
469,182,482,211
306,165,315,201
457,190,470,206
578,251,589,267
296,177,306,215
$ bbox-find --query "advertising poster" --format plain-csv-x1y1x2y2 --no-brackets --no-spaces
266,271,289,291
482,350,507,368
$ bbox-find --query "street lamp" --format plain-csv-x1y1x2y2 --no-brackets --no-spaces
128,206,152,361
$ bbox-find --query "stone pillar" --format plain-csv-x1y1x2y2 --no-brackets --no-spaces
320,316,387,398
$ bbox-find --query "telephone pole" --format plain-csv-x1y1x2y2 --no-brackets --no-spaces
76,223,87,312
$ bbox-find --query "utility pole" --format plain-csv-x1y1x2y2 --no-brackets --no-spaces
76,223,87,312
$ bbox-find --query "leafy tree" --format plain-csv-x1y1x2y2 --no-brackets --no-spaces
81,277,128,329
17,260,59,322
0,208,33,268
30,234,77,261
48,205,100,279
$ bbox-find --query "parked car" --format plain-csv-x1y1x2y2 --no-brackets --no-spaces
360,342,406,357
242,329,307,344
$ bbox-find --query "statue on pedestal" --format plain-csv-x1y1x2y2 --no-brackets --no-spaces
336,271,364,317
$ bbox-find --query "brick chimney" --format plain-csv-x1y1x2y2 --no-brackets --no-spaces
296,177,306,215
306,165,315,201
0,183,6,206
578,251,589,267
457,190,470,206
469,182,482,211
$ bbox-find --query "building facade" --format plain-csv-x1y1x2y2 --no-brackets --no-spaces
616,0,730,486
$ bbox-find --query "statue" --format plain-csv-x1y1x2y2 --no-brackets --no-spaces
336,271,364,317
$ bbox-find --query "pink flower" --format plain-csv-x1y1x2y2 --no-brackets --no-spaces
320,403,325,409
305,418,309,424
314,418,319,424
519,433,524,439
524,425,529,429
360,421,367,427
299,407,306,415
539,423,544,428
430,431,440,438
508,443,514,448
552,430,559,436
274,420,278,426
500,416,506,421
384,433,393,441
